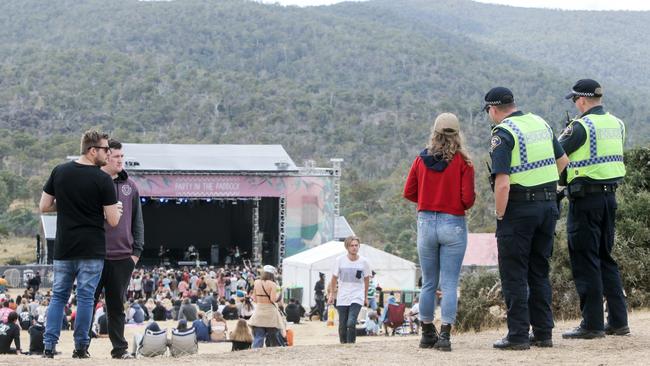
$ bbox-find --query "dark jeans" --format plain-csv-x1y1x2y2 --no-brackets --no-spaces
315,298,325,321
92,258,135,357
336,303,362,344
251,327,280,348
496,201,557,343
309,298,326,321
567,192,627,331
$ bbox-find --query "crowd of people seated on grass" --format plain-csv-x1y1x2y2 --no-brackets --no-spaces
0,260,426,357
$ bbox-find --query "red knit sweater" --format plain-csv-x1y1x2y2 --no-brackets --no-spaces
403,152,475,216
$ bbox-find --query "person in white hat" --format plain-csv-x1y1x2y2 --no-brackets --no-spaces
248,265,286,348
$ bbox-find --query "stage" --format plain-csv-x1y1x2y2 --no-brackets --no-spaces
140,197,279,267
39,144,341,267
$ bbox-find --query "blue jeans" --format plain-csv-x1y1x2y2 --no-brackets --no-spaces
251,326,280,348
367,297,378,311
44,259,104,351
417,211,467,324
336,303,362,343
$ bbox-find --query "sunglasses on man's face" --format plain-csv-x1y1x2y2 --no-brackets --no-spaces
91,146,111,153
571,95,581,103
484,105,491,114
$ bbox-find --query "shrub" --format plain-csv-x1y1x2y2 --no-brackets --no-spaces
455,270,503,332
6,257,23,265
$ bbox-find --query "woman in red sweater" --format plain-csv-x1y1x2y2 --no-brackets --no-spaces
403,112,475,352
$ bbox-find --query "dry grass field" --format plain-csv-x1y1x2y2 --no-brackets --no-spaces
0,236,36,265
0,309,648,366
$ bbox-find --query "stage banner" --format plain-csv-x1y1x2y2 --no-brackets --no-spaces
131,174,336,257
130,175,287,197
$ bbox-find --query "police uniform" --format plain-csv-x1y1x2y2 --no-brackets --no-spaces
559,79,629,338
485,87,565,349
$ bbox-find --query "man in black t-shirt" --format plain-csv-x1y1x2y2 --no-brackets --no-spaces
39,130,123,359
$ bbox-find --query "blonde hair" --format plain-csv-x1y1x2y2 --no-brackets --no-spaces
426,128,471,163
230,319,253,343
344,235,360,249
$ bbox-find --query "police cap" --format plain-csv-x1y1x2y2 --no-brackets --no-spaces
483,87,515,112
565,79,603,99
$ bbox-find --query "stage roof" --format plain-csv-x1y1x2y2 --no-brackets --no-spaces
334,216,355,240
121,144,299,172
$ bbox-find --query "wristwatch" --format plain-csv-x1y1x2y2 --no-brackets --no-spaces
494,209,504,221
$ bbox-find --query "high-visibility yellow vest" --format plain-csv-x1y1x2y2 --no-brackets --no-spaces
493,113,559,186
567,113,625,183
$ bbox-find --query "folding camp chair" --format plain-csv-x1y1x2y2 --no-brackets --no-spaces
383,303,406,336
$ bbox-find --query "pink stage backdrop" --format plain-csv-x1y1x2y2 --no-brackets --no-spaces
130,174,335,256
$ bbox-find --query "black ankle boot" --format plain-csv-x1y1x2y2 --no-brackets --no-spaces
419,322,438,348
72,347,90,359
42,349,55,359
434,324,452,351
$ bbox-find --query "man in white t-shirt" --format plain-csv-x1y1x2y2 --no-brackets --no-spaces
328,236,371,344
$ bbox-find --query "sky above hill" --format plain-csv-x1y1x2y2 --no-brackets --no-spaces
257,0,650,10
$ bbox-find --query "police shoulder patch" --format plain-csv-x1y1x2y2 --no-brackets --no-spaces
559,124,573,141
489,135,502,152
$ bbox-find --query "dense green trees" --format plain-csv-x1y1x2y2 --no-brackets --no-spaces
0,0,648,250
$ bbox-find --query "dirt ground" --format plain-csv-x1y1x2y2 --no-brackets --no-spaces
2,309,649,366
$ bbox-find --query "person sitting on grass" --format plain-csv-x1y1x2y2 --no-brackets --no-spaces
27,316,45,355
169,319,198,357
229,319,253,351
192,311,211,342
239,296,255,320
0,312,21,354
210,311,228,343
285,299,303,324
221,298,239,320
131,322,168,358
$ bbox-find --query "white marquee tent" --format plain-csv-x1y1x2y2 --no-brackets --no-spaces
282,241,417,307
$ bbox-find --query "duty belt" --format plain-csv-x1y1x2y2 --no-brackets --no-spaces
567,183,617,198
509,190,557,202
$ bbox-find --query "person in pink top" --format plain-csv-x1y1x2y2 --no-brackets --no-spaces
0,301,13,323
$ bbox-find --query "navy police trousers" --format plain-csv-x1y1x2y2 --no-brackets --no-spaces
496,200,558,343
567,192,628,331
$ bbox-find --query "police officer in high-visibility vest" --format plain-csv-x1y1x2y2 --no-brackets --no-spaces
485,87,569,350
559,79,630,339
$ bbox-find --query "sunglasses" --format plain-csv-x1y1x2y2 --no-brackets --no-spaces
91,146,111,153
571,95,581,103
483,105,491,114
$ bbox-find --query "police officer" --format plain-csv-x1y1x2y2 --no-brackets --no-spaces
485,87,569,350
559,79,630,339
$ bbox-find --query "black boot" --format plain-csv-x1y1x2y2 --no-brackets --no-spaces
72,346,91,359
42,349,55,359
419,322,438,348
434,323,452,351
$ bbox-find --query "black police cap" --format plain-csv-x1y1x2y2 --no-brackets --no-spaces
483,87,515,111
565,79,603,99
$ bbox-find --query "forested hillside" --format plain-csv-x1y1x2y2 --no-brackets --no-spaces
0,0,648,260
